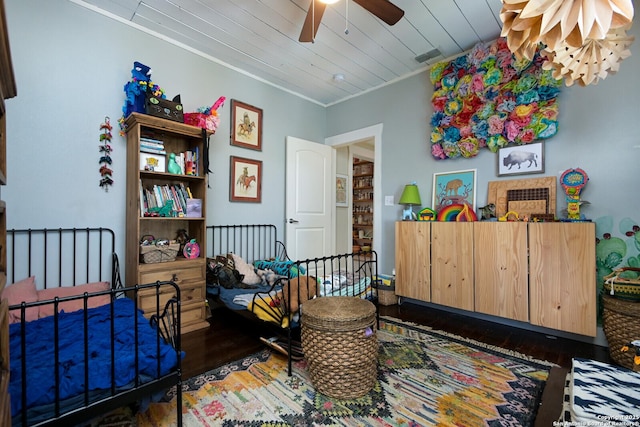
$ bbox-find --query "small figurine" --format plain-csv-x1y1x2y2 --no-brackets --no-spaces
167,153,182,174
478,203,496,221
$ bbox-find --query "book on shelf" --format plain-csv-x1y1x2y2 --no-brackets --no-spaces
140,136,164,145
140,146,167,155
140,183,191,217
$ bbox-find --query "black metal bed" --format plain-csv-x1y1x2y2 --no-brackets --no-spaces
4,228,182,427
205,224,379,375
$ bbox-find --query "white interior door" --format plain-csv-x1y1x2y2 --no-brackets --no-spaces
285,136,334,261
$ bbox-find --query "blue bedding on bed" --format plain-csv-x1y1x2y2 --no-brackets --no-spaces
9,298,179,416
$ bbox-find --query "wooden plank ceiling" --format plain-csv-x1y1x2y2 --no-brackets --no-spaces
75,0,504,105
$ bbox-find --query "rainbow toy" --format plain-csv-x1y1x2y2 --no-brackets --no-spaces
437,203,477,222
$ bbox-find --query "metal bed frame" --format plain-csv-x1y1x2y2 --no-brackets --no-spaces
206,224,379,375
5,228,182,427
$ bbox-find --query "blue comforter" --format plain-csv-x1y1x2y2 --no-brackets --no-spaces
9,298,179,416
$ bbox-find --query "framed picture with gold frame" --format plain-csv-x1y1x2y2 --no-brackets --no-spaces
231,99,262,151
230,156,262,203
336,174,348,207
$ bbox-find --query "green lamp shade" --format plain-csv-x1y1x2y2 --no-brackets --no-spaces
399,184,421,205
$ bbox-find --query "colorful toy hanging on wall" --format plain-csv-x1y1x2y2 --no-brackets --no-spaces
98,116,114,191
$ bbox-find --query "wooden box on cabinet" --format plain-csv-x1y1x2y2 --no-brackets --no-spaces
528,222,596,336
431,222,474,311
395,221,430,302
474,222,529,321
125,113,210,334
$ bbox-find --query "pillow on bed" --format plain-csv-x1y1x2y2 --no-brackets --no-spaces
254,259,304,278
37,281,111,318
2,276,39,323
229,253,262,285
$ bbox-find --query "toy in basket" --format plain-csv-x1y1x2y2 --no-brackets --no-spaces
374,274,397,306
139,235,180,264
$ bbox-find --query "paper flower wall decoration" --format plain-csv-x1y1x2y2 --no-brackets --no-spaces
500,0,635,87
429,37,561,160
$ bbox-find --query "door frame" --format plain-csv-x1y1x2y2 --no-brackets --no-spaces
325,124,383,258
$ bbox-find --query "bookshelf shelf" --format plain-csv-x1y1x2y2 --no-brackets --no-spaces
125,113,210,334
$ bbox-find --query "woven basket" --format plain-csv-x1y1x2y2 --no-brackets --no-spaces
301,297,378,399
602,294,640,370
377,288,397,306
603,267,640,301
140,243,180,264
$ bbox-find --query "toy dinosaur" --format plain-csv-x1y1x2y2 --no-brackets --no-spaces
149,200,174,217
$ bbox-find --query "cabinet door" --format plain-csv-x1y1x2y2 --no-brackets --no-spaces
474,222,528,321
431,222,474,310
395,222,430,302
529,223,596,336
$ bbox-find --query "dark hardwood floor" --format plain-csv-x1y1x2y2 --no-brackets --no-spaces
181,299,611,426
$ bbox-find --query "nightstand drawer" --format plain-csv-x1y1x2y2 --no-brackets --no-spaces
138,262,205,285
138,281,204,312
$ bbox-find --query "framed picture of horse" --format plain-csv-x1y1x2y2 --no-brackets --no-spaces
230,156,262,203
230,99,262,151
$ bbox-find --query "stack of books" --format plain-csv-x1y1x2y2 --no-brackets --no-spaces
140,136,166,155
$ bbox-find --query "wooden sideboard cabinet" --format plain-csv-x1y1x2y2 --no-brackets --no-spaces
395,221,430,301
474,222,529,322
528,222,597,336
395,221,597,336
431,222,474,311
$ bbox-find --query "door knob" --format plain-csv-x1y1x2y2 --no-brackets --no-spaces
288,218,299,224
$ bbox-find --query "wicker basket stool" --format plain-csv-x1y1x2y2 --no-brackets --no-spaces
602,294,640,370
301,296,378,399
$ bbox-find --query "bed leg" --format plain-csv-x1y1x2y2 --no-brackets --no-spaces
176,377,183,427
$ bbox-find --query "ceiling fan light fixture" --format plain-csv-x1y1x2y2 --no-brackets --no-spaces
319,0,339,4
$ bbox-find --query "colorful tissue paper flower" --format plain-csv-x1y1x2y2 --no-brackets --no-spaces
429,37,561,159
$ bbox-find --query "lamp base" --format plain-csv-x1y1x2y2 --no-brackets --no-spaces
401,206,417,221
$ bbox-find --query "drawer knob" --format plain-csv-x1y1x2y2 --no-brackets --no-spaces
172,273,178,282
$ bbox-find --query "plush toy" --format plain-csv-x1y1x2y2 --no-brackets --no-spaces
119,61,166,134
256,268,281,286
123,61,151,119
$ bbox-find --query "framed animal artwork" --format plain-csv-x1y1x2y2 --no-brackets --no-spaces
230,99,262,151
230,156,262,203
432,169,476,213
497,142,544,176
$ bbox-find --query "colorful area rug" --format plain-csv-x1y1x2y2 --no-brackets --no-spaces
105,316,554,426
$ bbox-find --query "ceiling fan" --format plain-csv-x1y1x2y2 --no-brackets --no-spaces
299,0,405,42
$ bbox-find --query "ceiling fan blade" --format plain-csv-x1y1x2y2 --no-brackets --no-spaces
299,1,327,42
353,0,404,26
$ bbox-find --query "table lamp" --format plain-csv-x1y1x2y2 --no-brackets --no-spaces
399,183,421,220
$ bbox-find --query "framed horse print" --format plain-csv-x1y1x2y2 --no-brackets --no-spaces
230,156,262,203
231,99,262,151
